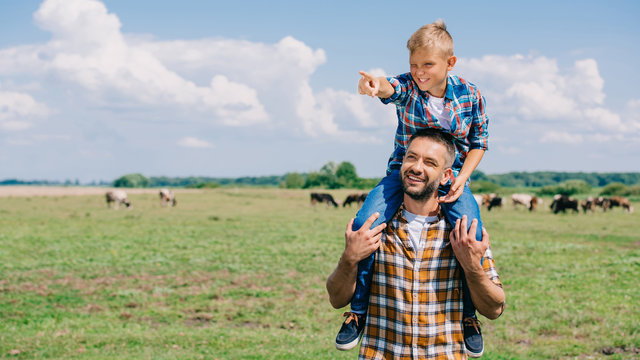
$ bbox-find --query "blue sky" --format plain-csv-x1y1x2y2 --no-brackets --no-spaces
1,0,639,182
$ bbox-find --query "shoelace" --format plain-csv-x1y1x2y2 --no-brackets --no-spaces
463,317,482,333
342,312,360,326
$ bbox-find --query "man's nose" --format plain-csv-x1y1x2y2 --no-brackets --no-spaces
409,160,423,172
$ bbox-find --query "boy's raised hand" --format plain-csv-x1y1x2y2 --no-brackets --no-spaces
358,71,380,97
439,176,465,203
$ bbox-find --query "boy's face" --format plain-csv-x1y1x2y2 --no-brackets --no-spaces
409,47,456,98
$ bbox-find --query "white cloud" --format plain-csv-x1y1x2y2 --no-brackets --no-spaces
456,54,608,123
455,53,640,150
2,0,269,126
0,91,50,131
540,131,583,144
177,137,213,149
1,121,32,131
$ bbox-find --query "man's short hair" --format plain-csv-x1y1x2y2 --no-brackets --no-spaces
406,19,454,58
406,128,456,168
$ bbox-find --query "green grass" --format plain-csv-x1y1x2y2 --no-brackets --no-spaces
0,189,639,359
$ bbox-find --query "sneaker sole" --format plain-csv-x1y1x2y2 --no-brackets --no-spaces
335,337,360,351
466,348,483,358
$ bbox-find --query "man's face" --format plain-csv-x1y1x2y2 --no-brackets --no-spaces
400,137,450,201
409,47,456,98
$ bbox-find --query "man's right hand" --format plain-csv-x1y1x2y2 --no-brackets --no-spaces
358,71,381,97
343,213,387,265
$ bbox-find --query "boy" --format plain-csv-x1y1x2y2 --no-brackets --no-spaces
335,20,489,358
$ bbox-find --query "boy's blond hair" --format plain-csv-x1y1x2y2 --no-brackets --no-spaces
406,19,454,58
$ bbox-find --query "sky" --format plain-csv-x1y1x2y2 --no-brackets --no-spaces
1,0,639,182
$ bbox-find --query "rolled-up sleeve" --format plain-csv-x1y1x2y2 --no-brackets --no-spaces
468,87,489,151
379,74,411,105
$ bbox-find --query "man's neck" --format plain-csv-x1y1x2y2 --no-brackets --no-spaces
403,194,440,217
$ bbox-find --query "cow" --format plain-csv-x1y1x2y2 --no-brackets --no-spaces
608,196,634,213
310,193,339,208
550,194,579,214
487,195,503,211
105,190,131,209
511,193,539,211
343,192,368,207
581,197,596,213
159,188,177,207
593,197,610,211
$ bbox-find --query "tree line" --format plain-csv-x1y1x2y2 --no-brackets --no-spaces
3,166,639,192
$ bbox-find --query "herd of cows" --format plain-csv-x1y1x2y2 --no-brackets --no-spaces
102,188,634,215
310,192,635,214
105,189,176,209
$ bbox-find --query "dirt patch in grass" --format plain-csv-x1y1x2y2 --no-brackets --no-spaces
600,344,640,355
6,269,221,297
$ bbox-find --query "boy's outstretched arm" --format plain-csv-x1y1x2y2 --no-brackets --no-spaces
439,149,484,203
358,71,394,99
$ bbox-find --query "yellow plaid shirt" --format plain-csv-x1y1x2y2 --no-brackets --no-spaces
359,207,502,360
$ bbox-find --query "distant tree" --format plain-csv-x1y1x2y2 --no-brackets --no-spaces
538,179,591,196
113,173,150,188
470,170,489,182
320,161,337,176
336,161,358,187
284,172,305,189
470,180,500,194
303,172,322,188
600,182,627,196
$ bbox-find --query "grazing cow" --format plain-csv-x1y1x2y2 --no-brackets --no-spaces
105,190,131,209
343,192,368,207
530,196,541,211
593,197,610,211
487,195,503,211
550,194,579,214
159,188,177,207
511,193,538,211
310,193,339,208
581,197,595,213
608,196,634,213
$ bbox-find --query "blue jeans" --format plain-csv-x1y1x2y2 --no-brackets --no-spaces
350,169,482,318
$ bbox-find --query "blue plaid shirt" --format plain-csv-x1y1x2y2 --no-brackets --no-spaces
381,73,490,175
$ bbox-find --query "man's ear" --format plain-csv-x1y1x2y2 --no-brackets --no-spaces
441,168,454,185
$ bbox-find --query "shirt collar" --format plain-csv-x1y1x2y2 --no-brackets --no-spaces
395,204,444,225
444,75,454,100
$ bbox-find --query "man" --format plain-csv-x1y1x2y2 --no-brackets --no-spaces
326,129,505,359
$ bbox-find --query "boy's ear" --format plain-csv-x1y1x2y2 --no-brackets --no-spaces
447,55,457,71
441,168,454,185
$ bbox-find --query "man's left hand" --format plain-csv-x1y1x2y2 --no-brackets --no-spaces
450,216,489,272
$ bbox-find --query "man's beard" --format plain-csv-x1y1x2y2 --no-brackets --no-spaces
401,172,441,201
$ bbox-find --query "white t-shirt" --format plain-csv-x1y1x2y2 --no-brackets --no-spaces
427,96,452,131
403,209,439,252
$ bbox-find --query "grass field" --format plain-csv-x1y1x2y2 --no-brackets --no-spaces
0,188,639,359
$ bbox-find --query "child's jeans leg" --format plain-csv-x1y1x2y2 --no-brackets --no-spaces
350,170,403,314
439,184,483,318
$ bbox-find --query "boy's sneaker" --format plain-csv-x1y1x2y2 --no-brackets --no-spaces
463,316,484,358
335,312,365,351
